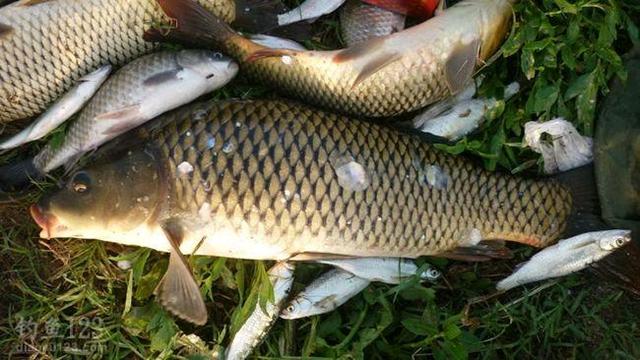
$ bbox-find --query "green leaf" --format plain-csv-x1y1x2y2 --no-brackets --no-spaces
576,69,599,135
443,323,462,340
564,73,591,100
401,318,434,336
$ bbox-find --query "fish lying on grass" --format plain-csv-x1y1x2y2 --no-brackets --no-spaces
496,230,631,291
276,0,346,27
340,0,405,46
0,66,112,151
145,0,514,117
227,262,295,360
415,82,520,141
0,50,237,191
318,257,440,283
280,269,370,319
31,99,602,322
0,0,234,125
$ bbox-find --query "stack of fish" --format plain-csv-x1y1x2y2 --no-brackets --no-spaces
0,0,634,358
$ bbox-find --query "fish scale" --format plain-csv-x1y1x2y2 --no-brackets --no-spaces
0,0,234,125
149,100,572,257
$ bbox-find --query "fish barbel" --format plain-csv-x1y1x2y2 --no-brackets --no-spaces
32,100,584,262
0,0,234,125
145,0,514,117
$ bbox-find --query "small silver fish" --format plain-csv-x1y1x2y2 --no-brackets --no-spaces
496,229,631,291
415,82,519,141
249,34,306,51
277,0,346,26
280,269,370,320
226,262,295,360
0,65,112,151
318,257,440,284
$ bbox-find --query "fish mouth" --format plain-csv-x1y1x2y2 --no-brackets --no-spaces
30,204,62,239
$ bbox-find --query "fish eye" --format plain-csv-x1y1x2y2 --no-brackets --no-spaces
286,304,295,313
615,238,626,247
70,172,91,194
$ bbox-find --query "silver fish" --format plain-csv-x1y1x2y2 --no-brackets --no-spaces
277,0,346,26
280,269,370,320
249,34,307,51
0,50,237,190
0,65,112,151
318,257,440,284
415,82,519,141
226,262,295,360
496,229,631,291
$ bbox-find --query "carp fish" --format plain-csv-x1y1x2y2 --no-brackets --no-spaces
0,0,234,125
144,0,514,117
31,99,599,323
340,0,406,47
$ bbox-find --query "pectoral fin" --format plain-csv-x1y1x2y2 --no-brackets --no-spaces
445,39,480,94
0,23,13,40
95,104,145,135
154,224,208,326
351,51,402,89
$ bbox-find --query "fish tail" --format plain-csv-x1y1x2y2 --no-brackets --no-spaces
0,158,43,192
554,164,608,237
144,0,239,50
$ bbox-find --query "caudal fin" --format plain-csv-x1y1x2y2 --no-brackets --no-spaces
144,0,237,49
0,158,43,192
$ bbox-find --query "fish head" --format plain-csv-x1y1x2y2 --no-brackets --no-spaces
598,230,632,251
280,297,312,319
31,150,164,240
176,50,238,90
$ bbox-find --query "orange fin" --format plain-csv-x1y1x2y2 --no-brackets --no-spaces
155,223,208,325
445,38,480,94
440,241,513,262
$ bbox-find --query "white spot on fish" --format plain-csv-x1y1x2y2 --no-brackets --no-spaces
235,121,242,128
281,55,293,65
424,164,449,190
334,155,370,192
177,161,194,177
193,109,207,120
207,137,216,149
199,202,212,220
222,141,234,154
468,228,482,245
284,189,291,200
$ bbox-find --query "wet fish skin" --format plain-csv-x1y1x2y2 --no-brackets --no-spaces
277,0,346,26
0,65,112,151
280,269,370,319
147,0,514,117
249,34,306,51
31,50,237,174
32,100,575,260
318,257,440,284
0,0,234,125
227,262,295,360
496,229,631,291
340,0,405,46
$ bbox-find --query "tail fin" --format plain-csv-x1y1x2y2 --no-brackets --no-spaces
144,0,237,49
0,158,42,192
554,164,608,237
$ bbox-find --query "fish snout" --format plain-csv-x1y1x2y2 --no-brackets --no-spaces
30,203,58,239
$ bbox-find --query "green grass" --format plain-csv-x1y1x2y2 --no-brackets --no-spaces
1,0,640,359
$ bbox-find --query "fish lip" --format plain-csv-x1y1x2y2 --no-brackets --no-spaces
30,203,55,239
